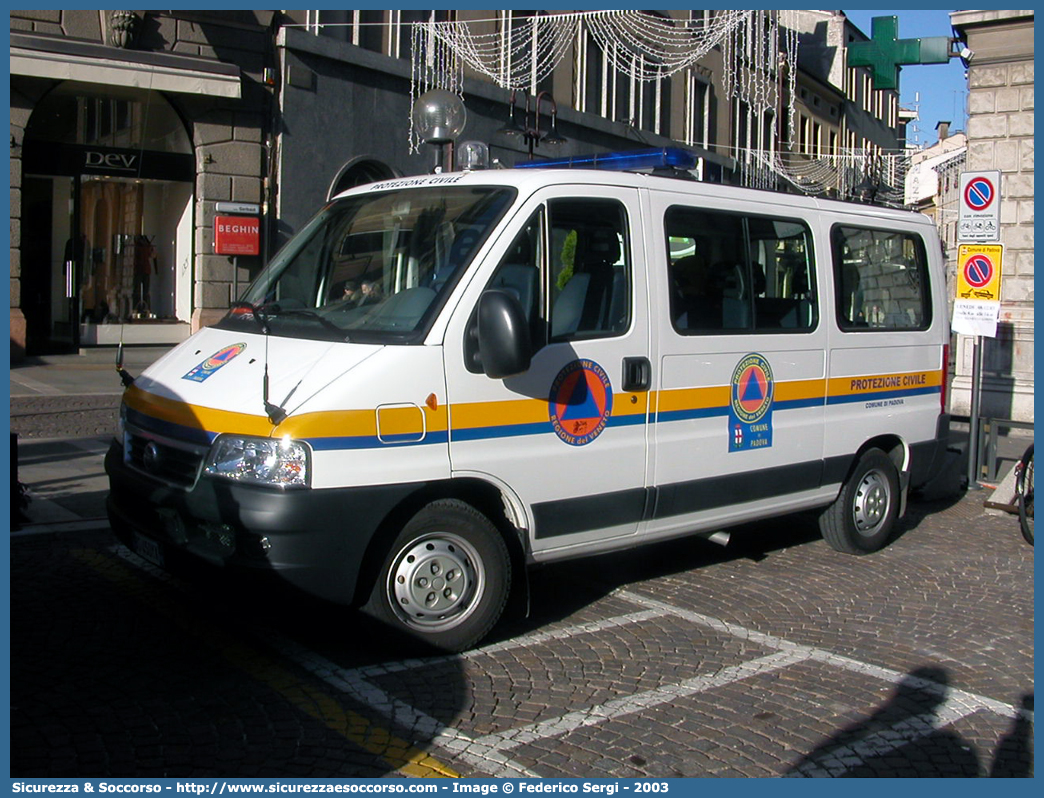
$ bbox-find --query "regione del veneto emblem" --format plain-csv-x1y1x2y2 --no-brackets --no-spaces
729,352,774,452
182,342,247,383
548,359,613,446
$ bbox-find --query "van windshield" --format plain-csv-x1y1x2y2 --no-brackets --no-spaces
219,185,515,344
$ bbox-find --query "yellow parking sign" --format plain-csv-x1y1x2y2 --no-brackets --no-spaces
956,244,1003,301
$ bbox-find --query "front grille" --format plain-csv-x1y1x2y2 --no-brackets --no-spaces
125,425,208,489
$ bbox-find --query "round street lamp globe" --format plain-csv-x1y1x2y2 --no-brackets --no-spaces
412,89,466,144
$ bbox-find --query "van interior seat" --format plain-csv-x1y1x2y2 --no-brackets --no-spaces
551,272,590,338
563,225,618,334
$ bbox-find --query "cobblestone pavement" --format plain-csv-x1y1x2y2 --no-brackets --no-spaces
11,394,120,441
8,357,1034,779
10,487,1033,778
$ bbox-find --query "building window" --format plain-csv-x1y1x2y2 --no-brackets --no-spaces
575,12,671,135
686,74,711,149
393,10,452,60
307,10,383,51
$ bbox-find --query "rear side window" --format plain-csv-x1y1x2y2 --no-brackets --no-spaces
832,225,931,331
665,206,816,333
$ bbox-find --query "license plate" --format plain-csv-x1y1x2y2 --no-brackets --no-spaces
131,532,164,568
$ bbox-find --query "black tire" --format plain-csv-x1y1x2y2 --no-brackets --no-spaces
366,499,510,652
820,448,900,554
1017,446,1033,546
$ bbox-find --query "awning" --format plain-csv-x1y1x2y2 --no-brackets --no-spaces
10,34,241,99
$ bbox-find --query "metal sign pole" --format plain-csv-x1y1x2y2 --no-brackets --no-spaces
967,335,983,489
232,256,238,303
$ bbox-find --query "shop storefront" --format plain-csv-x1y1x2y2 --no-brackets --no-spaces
21,83,194,352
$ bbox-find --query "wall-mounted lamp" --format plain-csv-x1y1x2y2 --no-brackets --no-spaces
497,90,526,138
498,90,568,160
412,89,467,173
537,92,567,146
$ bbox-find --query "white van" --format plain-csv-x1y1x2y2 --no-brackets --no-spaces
106,149,951,651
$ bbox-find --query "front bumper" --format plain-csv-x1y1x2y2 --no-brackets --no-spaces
105,442,415,604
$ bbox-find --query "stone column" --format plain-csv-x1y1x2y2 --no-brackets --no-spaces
949,10,1034,424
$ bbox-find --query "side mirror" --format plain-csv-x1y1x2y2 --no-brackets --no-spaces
477,289,531,378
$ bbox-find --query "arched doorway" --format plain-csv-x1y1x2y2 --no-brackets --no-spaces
327,157,398,200
22,82,194,352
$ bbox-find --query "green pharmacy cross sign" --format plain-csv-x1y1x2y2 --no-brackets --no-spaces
847,16,952,90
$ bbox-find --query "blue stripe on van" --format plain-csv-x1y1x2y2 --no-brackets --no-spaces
126,407,216,446
774,396,827,411
654,406,730,424
306,430,451,450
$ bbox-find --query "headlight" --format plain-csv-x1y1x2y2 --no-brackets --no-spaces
116,402,127,442
204,434,310,488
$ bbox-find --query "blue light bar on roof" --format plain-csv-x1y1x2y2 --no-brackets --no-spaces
514,147,697,172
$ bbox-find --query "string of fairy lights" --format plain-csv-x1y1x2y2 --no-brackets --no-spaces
329,10,909,204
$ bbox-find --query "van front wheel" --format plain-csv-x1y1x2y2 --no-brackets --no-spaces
820,449,900,554
369,500,510,652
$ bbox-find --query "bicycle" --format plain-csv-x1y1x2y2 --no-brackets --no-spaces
1014,443,1033,545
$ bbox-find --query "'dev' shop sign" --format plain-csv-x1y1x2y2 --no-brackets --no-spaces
214,215,260,256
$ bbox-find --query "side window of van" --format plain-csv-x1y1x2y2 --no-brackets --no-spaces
832,226,931,330
665,207,816,333
467,199,632,372
548,198,631,341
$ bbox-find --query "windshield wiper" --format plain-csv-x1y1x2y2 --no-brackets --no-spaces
268,306,349,340
229,301,270,334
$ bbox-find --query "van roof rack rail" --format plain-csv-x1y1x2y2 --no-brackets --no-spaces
514,147,697,176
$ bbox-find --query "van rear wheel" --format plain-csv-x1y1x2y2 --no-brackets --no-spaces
820,448,900,554
368,499,510,652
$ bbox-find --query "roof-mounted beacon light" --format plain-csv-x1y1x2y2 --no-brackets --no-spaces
514,147,697,173
458,140,490,171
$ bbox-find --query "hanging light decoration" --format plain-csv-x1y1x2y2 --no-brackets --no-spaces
405,10,905,203
408,11,778,154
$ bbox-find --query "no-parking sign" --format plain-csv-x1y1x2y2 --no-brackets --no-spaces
953,243,1003,337
956,244,1003,301
958,171,1001,242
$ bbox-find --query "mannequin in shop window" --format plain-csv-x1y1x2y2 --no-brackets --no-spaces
132,235,157,318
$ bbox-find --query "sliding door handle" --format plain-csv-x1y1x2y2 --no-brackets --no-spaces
622,356,651,392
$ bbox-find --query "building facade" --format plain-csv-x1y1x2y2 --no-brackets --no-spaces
10,10,907,359
10,10,273,356
949,10,1034,423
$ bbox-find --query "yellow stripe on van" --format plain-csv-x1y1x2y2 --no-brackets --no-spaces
282,404,451,443
656,385,730,416
450,396,549,431
774,377,827,404
613,391,651,418
124,368,941,452
827,369,942,400
125,385,272,438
